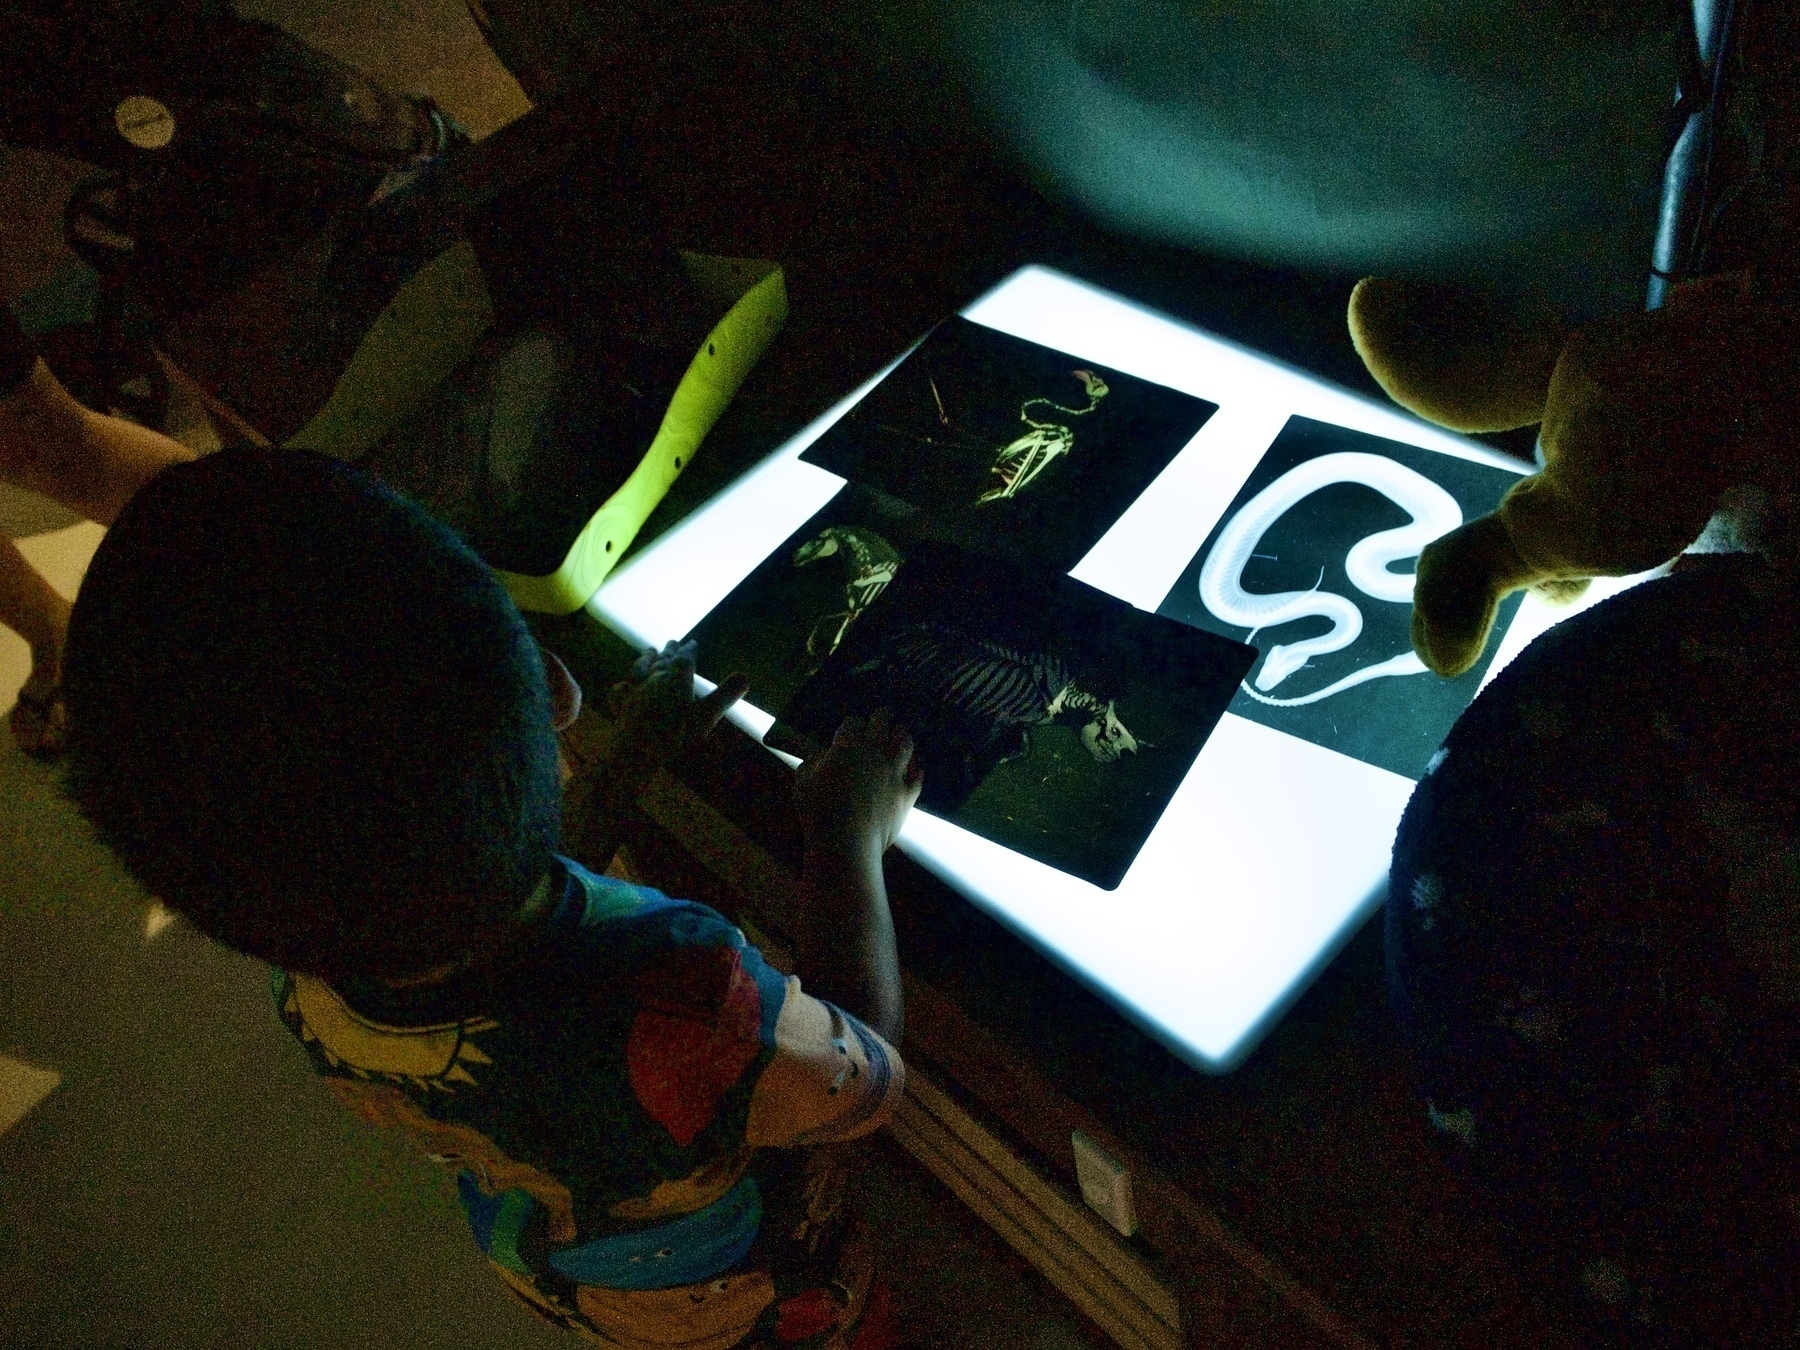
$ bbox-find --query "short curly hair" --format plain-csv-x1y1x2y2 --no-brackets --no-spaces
62,448,561,980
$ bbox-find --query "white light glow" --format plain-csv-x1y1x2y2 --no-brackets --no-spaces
0,1053,61,1139
144,902,178,941
591,265,1543,1071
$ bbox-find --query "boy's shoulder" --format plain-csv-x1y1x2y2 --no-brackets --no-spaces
272,856,901,1167
557,855,743,950
271,856,788,1044
554,856,792,1042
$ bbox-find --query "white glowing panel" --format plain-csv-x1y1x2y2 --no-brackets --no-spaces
591,266,1545,1071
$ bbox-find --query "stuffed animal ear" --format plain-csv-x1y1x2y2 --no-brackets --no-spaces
1348,278,1567,434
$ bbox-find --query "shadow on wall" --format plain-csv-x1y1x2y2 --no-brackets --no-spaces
940,0,1676,317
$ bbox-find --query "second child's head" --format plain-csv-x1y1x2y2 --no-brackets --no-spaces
62,449,562,982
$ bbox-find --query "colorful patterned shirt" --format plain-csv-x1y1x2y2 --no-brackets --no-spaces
273,856,904,1349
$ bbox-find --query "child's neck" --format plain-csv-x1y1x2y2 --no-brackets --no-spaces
380,870,557,990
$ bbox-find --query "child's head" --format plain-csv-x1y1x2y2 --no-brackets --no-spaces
63,448,562,982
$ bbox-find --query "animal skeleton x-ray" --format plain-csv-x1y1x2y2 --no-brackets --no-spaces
885,367,1112,504
777,541,1251,889
792,524,902,659
1199,450,1460,706
801,317,1214,572
1159,417,1526,779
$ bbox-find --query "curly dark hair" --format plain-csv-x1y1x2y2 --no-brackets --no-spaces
62,448,561,980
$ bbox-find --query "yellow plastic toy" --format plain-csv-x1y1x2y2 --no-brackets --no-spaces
1348,268,1800,677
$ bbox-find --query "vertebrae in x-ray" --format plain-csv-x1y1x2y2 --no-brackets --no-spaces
793,524,902,660
1199,451,1462,706
861,623,1144,764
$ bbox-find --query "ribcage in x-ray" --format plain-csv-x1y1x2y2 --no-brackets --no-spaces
876,628,1073,733
849,623,1091,780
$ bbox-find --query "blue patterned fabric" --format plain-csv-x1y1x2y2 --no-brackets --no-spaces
1388,555,1800,1347
273,855,903,1348
547,1177,763,1289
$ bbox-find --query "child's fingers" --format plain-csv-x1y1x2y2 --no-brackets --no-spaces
695,672,750,733
633,639,691,678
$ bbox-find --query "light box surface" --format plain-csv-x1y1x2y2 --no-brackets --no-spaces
591,266,1626,1071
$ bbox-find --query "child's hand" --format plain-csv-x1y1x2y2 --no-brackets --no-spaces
2,542,70,757
9,658,65,757
794,708,923,860
604,640,749,786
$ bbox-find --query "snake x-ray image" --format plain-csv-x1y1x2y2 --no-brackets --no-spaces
801,317,1217,571
775,544,1254,889
1157,417,1525,779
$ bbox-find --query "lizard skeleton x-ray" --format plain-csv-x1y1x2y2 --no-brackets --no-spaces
793,525,902,659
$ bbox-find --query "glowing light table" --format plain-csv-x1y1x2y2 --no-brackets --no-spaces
589,265,1607,1072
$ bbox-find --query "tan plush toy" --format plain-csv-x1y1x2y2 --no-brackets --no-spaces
1347,270,1800,676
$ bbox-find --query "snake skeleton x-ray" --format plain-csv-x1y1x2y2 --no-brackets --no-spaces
1198,451,1462,706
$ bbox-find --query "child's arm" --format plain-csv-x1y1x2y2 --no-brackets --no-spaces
0,307,194,751
791,709,921,1046
560,640,750,868
0,534,71,751
0,355,195,527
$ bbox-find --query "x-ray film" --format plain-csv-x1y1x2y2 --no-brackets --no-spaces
1157,416,1525,779
684,484,920,724
800,317,1218,571
774,544,1255,889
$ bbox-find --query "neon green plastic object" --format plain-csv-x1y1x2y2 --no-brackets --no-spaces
497,255,787,615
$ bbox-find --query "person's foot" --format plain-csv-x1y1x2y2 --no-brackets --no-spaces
10,663,65,757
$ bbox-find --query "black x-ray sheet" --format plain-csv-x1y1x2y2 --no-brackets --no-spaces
1157,416,1526,779
771,544,1255,890
799,317,1217,571
684,484,920,725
